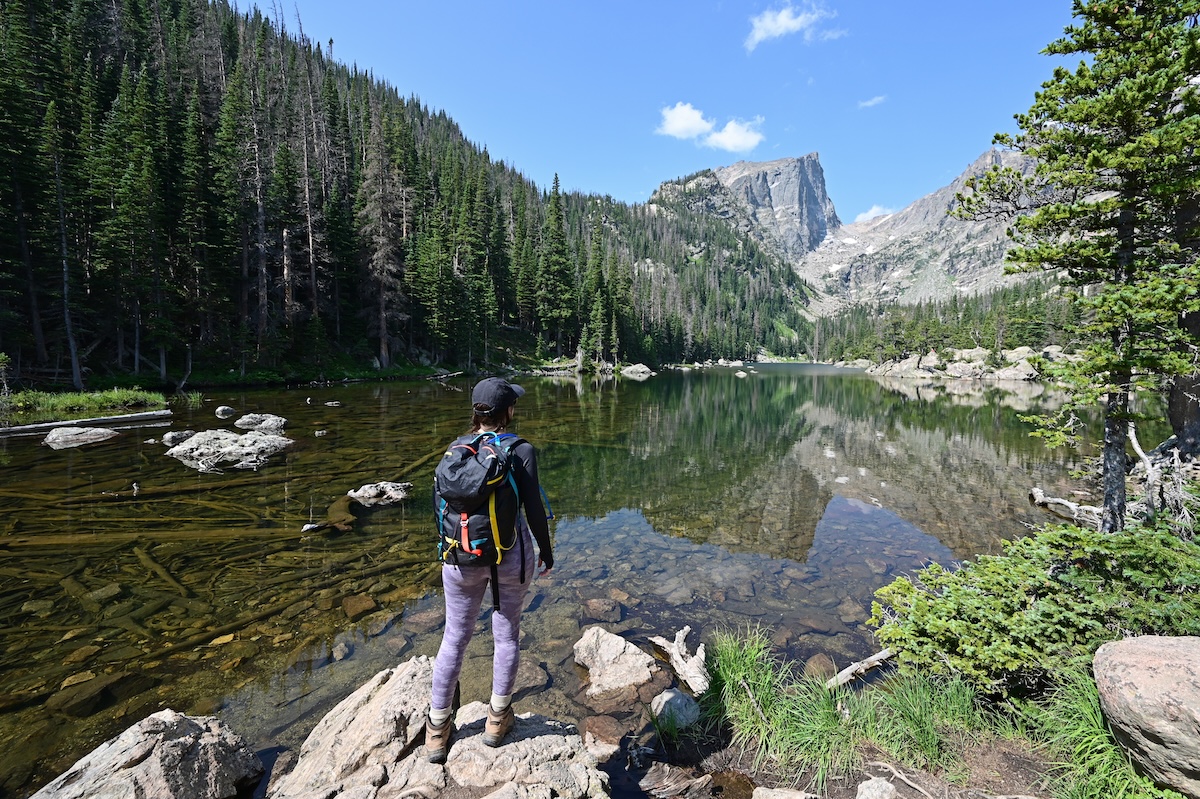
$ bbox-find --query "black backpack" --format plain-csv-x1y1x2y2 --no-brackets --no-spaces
433,431,526,608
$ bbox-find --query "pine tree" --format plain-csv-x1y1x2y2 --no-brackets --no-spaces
538,174,575,357
957,0,1200,531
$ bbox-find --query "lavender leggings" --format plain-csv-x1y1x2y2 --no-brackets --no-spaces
430,526,535,711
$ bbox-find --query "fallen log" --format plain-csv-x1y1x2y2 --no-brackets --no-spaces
1028,486,1102,528
0,409,172,437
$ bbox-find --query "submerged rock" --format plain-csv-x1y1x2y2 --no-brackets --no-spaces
166,429,292,472
42,427,120,449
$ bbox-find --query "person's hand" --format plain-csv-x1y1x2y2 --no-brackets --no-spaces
538,556,553,577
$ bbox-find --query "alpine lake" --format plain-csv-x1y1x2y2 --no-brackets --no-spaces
0,364,1100,797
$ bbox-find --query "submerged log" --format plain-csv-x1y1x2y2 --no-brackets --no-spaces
0,410,172,438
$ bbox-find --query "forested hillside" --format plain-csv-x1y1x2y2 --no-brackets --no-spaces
812,278,1080,364
0,0,810,390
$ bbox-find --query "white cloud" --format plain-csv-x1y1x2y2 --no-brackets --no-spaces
657,104,765,153
855,205,896,223
746,4,835,51
703,118,765,152
858,95,886,109
656,102,714,139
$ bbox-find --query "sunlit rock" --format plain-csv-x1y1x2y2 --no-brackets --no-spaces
234,413,287,432
1095,636,1200,798
42,427,119,449
166,429,292,472
30,709,260,799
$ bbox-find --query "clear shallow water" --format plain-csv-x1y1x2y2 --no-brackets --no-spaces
0,366,1088,796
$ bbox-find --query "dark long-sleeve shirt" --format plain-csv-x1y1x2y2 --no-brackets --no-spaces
509,439,553,568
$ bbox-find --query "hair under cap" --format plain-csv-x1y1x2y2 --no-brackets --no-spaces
471,377,525,414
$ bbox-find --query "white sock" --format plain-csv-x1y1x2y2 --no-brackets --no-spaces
429,706,452,726
490,693,511,712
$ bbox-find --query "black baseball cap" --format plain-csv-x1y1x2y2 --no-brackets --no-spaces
471,377,525,414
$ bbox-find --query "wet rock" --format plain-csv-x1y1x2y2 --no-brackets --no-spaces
346,482,412,507
215,405,236,419
514,660,551,695
30,709,262,799
803,653,837,681
161,430,196,447
1094,636,1200,798
331,641,352,662
639,762,713,799
43,427,120,450
342,593,377,622
582,598,623,623
166,429,293,472
650,689,700,729
991,360,1039,381
234,413,288,432
22,600,55,617
365,611,402,637
63,645,102,666
46,672,159,718
864,557,889,575
402,607,444,634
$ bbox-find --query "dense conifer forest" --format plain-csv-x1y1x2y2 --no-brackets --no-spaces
0,0,814,389
812,278,1080,364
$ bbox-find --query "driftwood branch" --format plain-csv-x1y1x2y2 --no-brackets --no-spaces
648,626,710,694
1028,486,1102,529
827,648,893,688
0,409,172,437
1128,422,1158,519
867,760,934,799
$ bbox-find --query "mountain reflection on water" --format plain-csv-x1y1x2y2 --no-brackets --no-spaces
0,366,1087,796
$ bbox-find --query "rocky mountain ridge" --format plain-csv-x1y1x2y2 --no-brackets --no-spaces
652,149,1032,317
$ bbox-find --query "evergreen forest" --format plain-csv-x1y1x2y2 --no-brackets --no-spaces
0,0,813,390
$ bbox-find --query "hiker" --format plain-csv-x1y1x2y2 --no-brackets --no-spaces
426,377,554,763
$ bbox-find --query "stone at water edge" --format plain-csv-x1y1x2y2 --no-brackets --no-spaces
234,413,288,432
30,709,261,799
650,688,700,729
1094,636,1200,798
42,427,120,449
573,626,659,697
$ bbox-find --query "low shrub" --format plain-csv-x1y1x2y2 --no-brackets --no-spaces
870,522,1200,695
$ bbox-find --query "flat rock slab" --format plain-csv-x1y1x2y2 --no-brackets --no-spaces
31,709,262,799
43,427,120,449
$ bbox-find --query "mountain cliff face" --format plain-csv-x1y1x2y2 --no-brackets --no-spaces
713,155,841,262
648,153,841,269
794,149,1033,313
652,149,1030,317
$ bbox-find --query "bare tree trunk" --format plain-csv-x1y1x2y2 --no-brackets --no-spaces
377,288,389,368
13,175,49,363
50,149,83,389
1168,310,1200,459
1102,382,1130,533
282,226,294,329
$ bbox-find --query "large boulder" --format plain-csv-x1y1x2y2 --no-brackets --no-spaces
1094,636,1200,798
166,429,292,472
621,363,655,381
268,656,608,799
31,709,262,799
43,427,120,449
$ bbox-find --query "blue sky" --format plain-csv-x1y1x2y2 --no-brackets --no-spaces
284,1,1076,223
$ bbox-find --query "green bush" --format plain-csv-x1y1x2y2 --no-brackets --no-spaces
870,522,1200,694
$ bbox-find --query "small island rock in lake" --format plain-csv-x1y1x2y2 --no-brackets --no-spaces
166,429,292,472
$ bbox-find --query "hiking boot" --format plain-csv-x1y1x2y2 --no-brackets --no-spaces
425,716,454,764
483,704,514,747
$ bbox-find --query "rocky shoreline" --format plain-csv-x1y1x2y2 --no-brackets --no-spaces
29,625,1200,799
